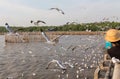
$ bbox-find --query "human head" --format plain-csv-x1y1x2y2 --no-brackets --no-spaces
105,29,120,42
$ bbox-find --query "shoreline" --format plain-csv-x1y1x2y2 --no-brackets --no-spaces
2,31,105,35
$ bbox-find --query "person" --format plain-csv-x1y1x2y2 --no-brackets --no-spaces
105,29,120,61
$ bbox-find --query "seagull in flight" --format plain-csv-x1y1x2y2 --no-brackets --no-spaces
50,8,65,15
31,20,46,26
40,29,62,45
5,23,13,33
46,59,66,70
5,23,19,35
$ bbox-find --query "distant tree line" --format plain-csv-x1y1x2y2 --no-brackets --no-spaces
0,21,120,33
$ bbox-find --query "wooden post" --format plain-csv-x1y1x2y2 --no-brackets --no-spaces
94,67,100,79
104,61,112,79
112,63,120,79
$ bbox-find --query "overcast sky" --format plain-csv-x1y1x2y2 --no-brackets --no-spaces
0,0,120,26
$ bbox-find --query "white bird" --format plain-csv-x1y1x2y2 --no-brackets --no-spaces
5,23,19,35
40,29,62,45
31,20,46,26
50,8,65,15
46,59,66,70
5,23,13,33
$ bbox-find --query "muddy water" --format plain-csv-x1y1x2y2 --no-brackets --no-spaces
0,35,105,79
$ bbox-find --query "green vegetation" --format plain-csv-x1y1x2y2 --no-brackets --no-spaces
1,21,120,32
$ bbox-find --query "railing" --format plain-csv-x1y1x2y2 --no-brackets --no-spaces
94,53,120,79
94,53,113,79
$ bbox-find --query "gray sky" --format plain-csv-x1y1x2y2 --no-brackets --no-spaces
0,0,120,26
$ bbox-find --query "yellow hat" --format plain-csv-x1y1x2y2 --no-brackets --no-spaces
105,29,120,42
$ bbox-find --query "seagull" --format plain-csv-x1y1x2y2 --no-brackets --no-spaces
5,23,19,35
46,59,66,70
40,29,62,45
5,23,13,33
37,20,46,24
65,22,77,25
50,8,65,15
30,20,46,26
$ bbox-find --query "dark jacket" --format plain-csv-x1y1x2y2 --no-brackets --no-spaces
107,45,120,60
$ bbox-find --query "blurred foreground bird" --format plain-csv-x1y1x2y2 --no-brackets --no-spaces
30,20,46,26
40,29,62,45
50,8,65,15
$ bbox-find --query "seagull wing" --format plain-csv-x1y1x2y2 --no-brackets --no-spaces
46,59,66,70
50,8,65,15
41,32,50,42
56,60,66,69
37,20,46,24
59,10,65,14
51,35,62,42
40,21,46,24
5,24,13,33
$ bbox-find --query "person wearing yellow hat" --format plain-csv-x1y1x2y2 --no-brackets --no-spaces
105,29,120,60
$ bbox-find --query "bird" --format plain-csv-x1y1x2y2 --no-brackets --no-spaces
5,23,19,35
30,20,46,26
46,59,66,70
5,23,13,33
50,8,65,15
37,20,46,24
40,29,62,45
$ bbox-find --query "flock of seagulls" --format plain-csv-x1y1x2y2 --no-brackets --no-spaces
30,7,64,26
3,7,108,79
4,22,61,45
41,35,105,79
3,27,105,78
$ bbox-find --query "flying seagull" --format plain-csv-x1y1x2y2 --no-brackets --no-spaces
5,23,19,35
30,20,46,26
40,29,62,45
5,23,13,33
46,59,66,70
50,8,65,15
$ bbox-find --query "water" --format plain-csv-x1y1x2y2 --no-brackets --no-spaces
0,35,105,79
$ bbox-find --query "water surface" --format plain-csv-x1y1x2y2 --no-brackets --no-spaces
0,35,105,79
